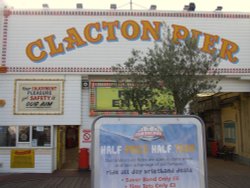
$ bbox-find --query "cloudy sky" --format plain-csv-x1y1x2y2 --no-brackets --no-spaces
1,0,250,12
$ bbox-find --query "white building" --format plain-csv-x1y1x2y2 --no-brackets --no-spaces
0,5,250,173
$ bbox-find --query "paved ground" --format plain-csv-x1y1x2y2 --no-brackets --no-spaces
0,157,250,188
208,157,250,188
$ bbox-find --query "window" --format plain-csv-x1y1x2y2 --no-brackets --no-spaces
18,126,30,142
32,126,51,147
0,125,52,147
0,126,16,147
223,121,236,144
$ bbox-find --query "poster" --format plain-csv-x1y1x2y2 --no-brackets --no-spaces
95,87,126,110
82,129,92,143
90,81,173,116
14,79,64,115
18,126,30,142
11,149,35,168
92,116,207,188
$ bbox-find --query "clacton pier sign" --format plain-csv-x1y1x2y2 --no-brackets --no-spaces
26,20,239,64
92,116,207,188
3,10,249,74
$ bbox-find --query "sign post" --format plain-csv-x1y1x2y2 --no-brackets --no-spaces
92,115,207,188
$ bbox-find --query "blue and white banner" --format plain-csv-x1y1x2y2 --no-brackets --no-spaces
92,116,206,188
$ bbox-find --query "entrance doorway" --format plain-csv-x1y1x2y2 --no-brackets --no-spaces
57,125,79,170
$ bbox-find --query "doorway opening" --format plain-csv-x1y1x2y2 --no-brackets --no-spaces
57,125,79,170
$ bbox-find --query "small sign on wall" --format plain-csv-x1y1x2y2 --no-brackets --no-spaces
14,79,64,115
82,80,89,88
11,149,35,168
0,99,6,107
82,129,92,143
223,121,236,143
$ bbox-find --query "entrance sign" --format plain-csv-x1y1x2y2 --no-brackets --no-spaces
92,116,207,188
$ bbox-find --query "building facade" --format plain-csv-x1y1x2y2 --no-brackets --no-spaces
0,6,250,173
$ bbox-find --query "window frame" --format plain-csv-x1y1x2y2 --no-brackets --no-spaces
0,125,17,147
223,121,236,144
0,125,53,148
17,126,31,143
31,125,53,148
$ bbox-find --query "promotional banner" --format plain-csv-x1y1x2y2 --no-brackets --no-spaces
92,116,207,188
11,149,35,168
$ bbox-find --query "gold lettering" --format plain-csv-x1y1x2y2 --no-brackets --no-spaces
44,35,64,57
141,20,162,41
26,39,47,62
201,33,219,55
121,20,140,40
125,145,148,154
220,39,239,63
84,22,103,43
102,21,119,41
25,20,240,65
175,144,195,153
172,24,189,44
63,27,87,50
191,29,203,40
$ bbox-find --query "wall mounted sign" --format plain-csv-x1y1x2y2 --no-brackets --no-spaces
4,11,250,75
11,149,35,168
0,99,6,107
14,79,64,115
25,21,239,64
92,116,207,188
0,66,7,73
95,87,126,111
223,120,236,144
90,81,136,116
90,81,172,116
82,129,92,143
82,80,89,88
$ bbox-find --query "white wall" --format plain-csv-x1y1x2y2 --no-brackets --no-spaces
0,4,3,62
0,148,54,173
79,86,95,149
219,77,250,92
0,74,81,125
0,74,81,173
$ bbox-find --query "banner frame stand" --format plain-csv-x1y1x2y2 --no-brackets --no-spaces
91,115,208,188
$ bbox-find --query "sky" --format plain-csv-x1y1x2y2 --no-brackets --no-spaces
1,0,250,12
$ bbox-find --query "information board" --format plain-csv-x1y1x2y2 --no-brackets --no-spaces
14,79,64,115
11,149,35,168
92,116,207,188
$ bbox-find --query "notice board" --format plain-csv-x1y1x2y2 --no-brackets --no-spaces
11,149,35,168
92,116,207,188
